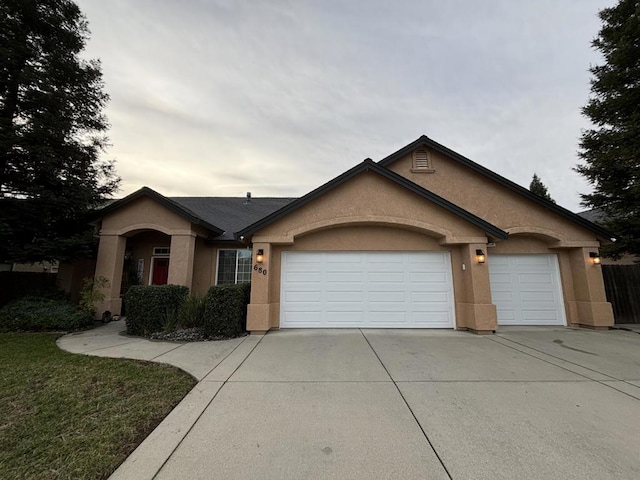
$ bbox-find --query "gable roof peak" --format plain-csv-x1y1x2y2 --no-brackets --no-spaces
237,156,507,240
379,135,616,241
92,186,224,235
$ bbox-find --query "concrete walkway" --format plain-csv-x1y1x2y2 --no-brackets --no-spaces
58,322,640,480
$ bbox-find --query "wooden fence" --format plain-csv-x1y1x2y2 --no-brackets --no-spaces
602,264,640,324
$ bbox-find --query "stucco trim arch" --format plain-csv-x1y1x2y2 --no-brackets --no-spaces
101,224,194,237
288,215,455,243
505,226,566,244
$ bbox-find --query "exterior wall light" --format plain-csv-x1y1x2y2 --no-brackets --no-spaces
589,252,601,265
476,249,486,264
256,249,264,264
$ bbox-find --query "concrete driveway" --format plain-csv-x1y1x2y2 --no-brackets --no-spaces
59,323,640,480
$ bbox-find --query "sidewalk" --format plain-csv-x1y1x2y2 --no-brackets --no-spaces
58,320,263,480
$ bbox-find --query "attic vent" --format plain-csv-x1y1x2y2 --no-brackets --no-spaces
411,148,434,173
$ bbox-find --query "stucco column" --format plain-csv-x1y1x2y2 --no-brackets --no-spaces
167,233,196,289
567,248,613,328
455,243,497,333
94,233,126,317
246,242,272,334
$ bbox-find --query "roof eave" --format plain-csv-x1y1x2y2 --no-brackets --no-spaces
379,136,617,241
237,159,508,241
91,187,225,236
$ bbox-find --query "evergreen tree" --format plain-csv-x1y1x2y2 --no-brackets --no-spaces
0,0,119,263
529,173,556,203
576,0,640,258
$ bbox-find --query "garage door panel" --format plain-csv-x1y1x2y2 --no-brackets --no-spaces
369,291,406,302
489,254,565,326
326,271,363,282
412,311,451,325
411,291,449,303
326,313,364,324
520,291,556,302
326,253,363,263
369,312,407,324
280,252,455,328
285,272,322,283
518,273,555,284
492,291,514,302
326,291,363,302
521,309,562,323
369,272,404,282
515,255,554,266
412,254,446,265
284,291,322,302
496,308,517,322
489,272,511,284
281,311,322,323
368,253,404,263
410,272,448,283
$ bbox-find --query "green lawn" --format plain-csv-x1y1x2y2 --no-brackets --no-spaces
0,333,196,479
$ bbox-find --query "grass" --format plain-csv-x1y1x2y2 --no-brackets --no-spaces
0,333,196,480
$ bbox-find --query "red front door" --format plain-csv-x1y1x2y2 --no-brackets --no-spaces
152,258,169,285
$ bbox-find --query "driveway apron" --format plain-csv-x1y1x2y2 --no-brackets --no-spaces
59,323,640,480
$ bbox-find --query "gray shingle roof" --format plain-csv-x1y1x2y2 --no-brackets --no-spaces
576,208,604,224
171,197,297,240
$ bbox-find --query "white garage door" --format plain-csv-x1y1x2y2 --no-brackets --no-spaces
280,251,455,328
489,254,566,326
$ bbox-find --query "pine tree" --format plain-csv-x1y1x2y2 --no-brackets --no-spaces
576,0,640,257
529,173,556,203
0,0,119,262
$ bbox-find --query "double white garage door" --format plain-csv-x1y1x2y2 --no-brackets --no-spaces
280,252,455,328
280,252,565,328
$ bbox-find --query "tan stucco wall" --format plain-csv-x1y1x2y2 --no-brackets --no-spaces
388,149,599,244
247,169,500,332
254,170,488,244
246,154,614,333
92,148,614,331
95,195,220,315
100,196,192,235
193,239,217,296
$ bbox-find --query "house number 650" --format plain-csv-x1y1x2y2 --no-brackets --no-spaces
253,264,267,275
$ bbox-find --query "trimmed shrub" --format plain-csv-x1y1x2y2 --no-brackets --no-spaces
124,285,189,336
204,283,251,338
177,294,208,329
0,296,93,332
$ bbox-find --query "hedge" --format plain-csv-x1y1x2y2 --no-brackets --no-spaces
204,283,251,338
0,296,93,332
124,285,189,336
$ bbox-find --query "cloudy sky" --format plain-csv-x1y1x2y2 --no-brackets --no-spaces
76,0,615,212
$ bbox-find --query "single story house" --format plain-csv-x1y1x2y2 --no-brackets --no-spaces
92,135,614,334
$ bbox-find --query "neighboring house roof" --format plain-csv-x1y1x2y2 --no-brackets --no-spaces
237,158,509,241
379,135,617,241
171,197,296,241
577,208,604,225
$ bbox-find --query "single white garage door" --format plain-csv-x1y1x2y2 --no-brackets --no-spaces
280,251,455,328
489,254,566,325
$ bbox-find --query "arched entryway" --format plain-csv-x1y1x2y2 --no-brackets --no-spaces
121,230,172,294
